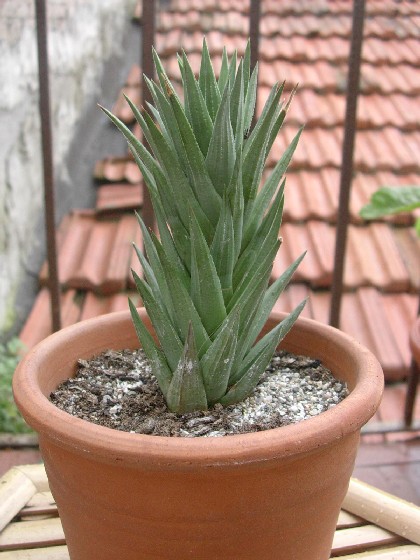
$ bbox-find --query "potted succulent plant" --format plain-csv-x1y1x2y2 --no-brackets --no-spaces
14,40,383,560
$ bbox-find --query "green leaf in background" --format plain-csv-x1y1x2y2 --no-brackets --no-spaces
0,339,31,434
360,186,420,221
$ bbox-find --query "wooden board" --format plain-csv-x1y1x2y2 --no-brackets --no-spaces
1,465,420,559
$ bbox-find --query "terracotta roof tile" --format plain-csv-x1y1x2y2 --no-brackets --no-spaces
267,127,420,173
71,218,121,292
96,183,143,214
160,0,420,19
80,291,142,322
126,64,141,86
392,228,420,291
340,288,409,381
273,222,416,292
39,212,140,294
20,289,82,350
20,289,142,349
275,285,418,381
39,211,93,287
94,157,130,183
112,85,141,123
346,224,412,292
274,222,334,288
260,36,419,66
157,6,420,41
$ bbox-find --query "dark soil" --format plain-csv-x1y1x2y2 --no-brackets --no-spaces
50,349,348,437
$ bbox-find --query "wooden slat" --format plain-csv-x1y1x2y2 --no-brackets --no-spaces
0,470,37,532
20,493,57,518
334,544,420,558
331,525,402,556
0,545,70,559
0,518,65,551
343,478,420,546
12,467,49,494
337,510,365,529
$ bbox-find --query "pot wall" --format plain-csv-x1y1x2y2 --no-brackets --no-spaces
14,309,383,560
41,432,358,560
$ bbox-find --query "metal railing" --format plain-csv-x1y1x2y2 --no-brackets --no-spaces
35,0,418,429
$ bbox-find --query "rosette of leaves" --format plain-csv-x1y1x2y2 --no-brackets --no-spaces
101,39,306,413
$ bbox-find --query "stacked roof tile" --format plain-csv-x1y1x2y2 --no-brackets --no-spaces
21,0,419,394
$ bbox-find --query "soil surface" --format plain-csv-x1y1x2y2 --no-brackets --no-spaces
50,349,348,437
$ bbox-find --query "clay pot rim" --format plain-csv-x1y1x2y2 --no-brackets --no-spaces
14,309,383,469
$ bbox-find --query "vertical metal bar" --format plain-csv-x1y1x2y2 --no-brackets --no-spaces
329,0,365,328
404,360,419,426
141,0,156,235
404,295,420,426
35,0,61,332
249,0,261,71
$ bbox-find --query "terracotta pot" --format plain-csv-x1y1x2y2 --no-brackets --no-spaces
14,309,383,560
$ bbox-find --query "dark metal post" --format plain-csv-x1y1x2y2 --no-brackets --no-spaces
405,360,419,426
249,0,261,71
35,0,61,332
404,295,420,426
329,0,365,328
141,0,156,234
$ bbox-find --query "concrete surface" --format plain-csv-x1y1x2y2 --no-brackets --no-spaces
0,0,137,340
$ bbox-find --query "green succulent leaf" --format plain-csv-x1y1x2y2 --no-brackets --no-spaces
228,238,280,315
241,252,307,357
134,216,175,320
242,83,283,204
243,40,251,95
220,299,306,406
227,150,245,262
190,210,227,336
200,308,240,404
227,50,238,90
166,77,222,225
205,83,236,196
166,324,208,413
131,270,183,371
229,271,273,382
243,62,258,135
180,51,213,155
144,76,189,169
230,59,244,136
129,299,172,395
217,47,229,94
241,298,307,376
153,240,211,357
199,38,221,121
210,195,236,303
234,181,284,288
243,128,303,248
